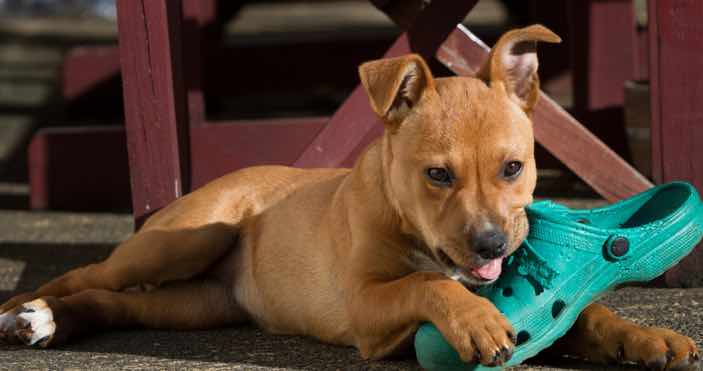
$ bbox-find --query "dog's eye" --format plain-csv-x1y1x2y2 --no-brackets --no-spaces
503,161,523,179
425,167,453,187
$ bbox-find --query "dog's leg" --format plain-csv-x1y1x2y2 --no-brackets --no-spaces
348,272,515,366
0,278,243,347
1,222,236,313
547,303,700,370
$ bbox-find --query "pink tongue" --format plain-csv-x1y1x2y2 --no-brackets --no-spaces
471,258,503,280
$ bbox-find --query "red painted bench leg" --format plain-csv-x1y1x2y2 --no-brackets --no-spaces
649,0,703,287
117,0,190,226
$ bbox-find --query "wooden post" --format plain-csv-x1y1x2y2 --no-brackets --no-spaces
181,0,220,126
568,0,636,159
570,0,636,112
117,0,190,227
648,0,703,287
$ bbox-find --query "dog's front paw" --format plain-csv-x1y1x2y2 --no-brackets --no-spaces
602,324,700,371
436,296,515,366
0,298,56,347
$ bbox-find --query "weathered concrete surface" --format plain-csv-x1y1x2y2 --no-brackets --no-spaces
0,210,701,370
0,287,701,371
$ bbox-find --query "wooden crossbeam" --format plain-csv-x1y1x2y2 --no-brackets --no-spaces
28,118,327,211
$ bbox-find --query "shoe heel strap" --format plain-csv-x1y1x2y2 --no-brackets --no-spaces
696,202,703,230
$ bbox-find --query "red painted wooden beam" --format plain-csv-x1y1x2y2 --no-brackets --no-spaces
28,118,327,211
61,37,393,106
189,118,328,189
648,0,703,287
28,127,132,211
181,0,217,126
569,0,636,112
116,0,191,226
62,46,120,101
566,1,636,160
438,25,652,203
293,0,480,168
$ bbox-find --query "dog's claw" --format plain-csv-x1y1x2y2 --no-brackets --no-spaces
507,331,517,344
668,350,676,362
501,346,513,361
33,335,50,348
14,329,33,344
490,350,502,366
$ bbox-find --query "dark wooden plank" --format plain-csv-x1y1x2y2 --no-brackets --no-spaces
369,0,432,29
59,36,392,108
208,36,393,97
181,1,212,126
190,118,327,188
528,1,571,85
62,46,120,101
28,119,328,211
181,0,224,126
567,1,636,160
648,0,703,287
294,0,479,168
647,0,662,184
28,127,131,211
569,0,635,111
437,25,652,202
116,0,190,225
634,27,649,81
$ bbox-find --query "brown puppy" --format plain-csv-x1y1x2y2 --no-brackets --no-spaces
0,25,699,369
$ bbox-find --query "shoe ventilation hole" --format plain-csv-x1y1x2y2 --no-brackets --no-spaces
576,218,590,224
552,300,566,318
502,287,513,297
516,330,530,346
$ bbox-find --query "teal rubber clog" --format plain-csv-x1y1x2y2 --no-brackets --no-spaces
415,182,703,371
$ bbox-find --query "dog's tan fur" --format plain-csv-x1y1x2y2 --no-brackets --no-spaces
0,25,699,369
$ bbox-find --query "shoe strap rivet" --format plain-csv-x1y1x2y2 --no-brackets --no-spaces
606,236,629,259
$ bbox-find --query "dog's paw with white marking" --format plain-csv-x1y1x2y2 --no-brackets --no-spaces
0,298,55,347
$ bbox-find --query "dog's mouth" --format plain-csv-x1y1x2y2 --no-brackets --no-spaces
437,249,504,283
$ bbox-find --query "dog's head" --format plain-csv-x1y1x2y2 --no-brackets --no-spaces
359,25,560,286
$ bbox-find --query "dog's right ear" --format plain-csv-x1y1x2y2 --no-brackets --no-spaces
359,54,435,126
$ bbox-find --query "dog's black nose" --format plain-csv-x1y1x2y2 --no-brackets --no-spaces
473,230,508,260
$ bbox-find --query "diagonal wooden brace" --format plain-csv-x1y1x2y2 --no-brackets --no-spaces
296,18,652,202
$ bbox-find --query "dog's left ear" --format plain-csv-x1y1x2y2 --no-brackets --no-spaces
359,54,435,126
477,24,561,113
